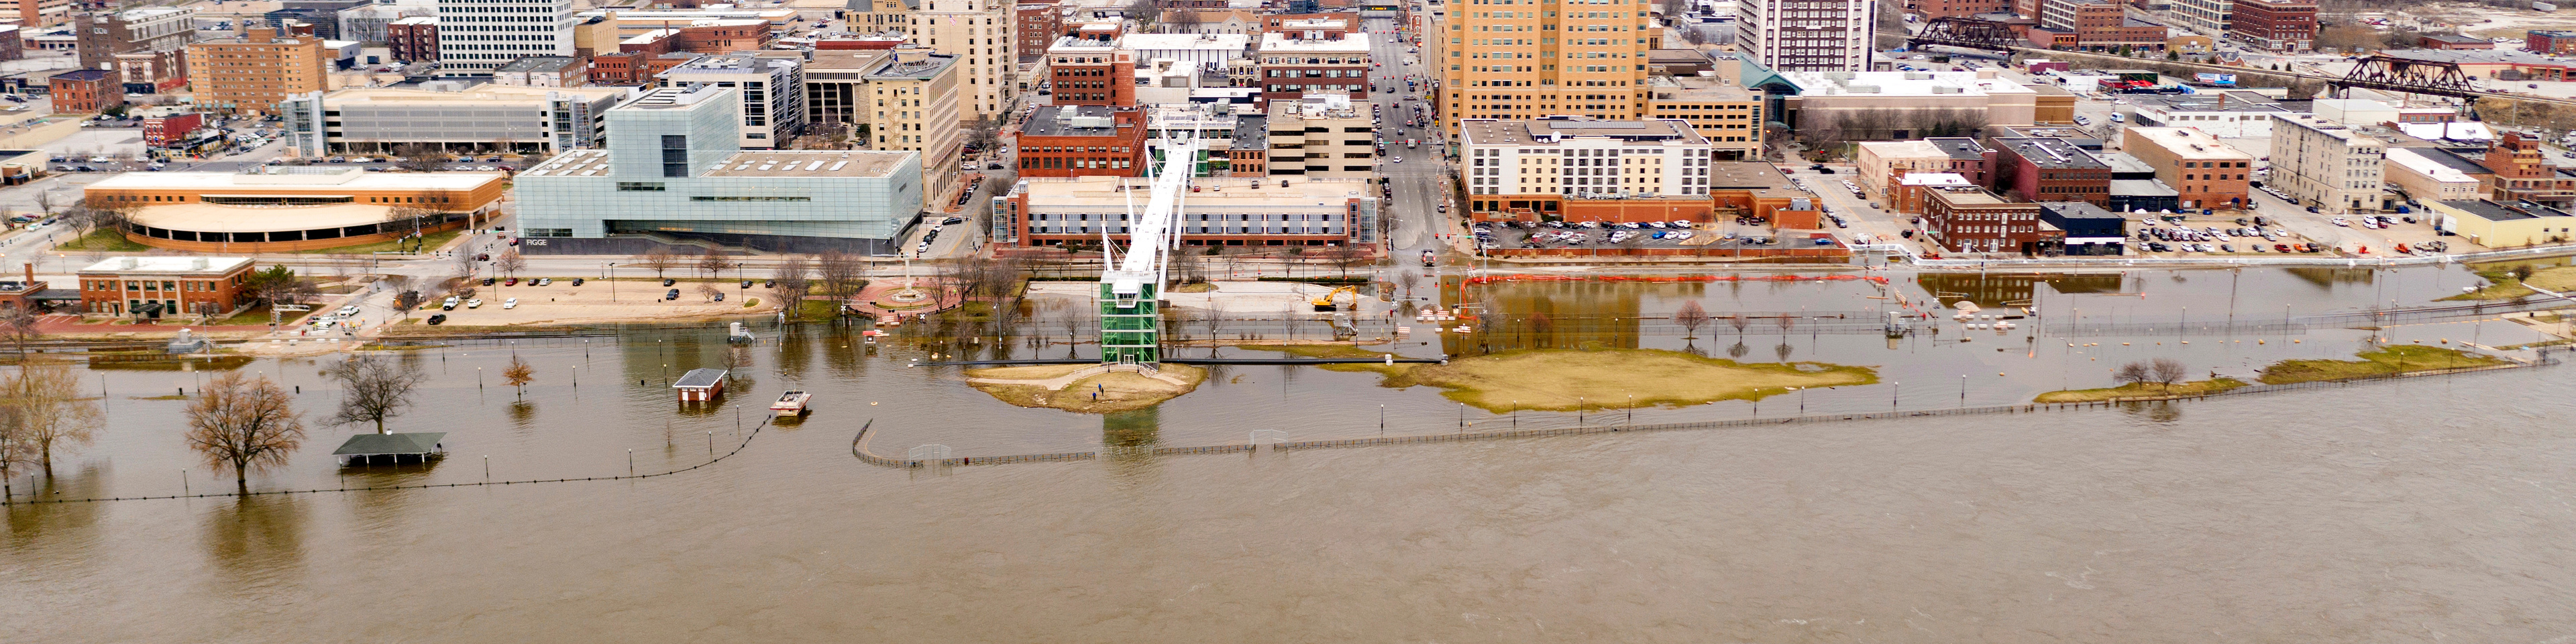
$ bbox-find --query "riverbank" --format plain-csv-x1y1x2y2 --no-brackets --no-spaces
1243,345,1877,412
965,363,1209,414
2257,345,2510,384
2033,378,2249,402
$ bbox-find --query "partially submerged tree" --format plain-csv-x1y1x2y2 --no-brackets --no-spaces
321,354,429,435
1,305,42,360
2114,360,2151,388
502,355,535,400
1675,301,1710,339
0,364,101,479
184,372,307,496
816,250,865,301
773,255,812,316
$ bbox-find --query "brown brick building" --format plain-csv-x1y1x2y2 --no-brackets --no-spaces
75,256,255,319
1016,4,1065,57
1016,105,1149,178
184,27,328,115
386,16,437,62
1044,38,1136,106
47,69,116,113
1988,136,2110,207
1922,186,2061,254
2529,30,2576,55
2228,0,2314,51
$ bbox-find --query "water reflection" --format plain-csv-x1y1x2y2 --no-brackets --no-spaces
2118,399,2184,423
1917,273,2127,307
201,495,307,580
3,464,109,551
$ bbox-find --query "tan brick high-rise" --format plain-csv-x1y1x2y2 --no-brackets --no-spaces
1433,0,1654,140
185,27,327,115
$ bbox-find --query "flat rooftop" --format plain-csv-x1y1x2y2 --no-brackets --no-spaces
1861,140,1945,160
2443,199,2573,221
1928,138,1986,161
1255,32,1368,52
2385,148,2477,182
128,203,420,233
1782,70,2032,97
87,168,506,192
1126,33,1252,50
1014,175,1368,208
2128,92,2298,113
1460,119,1707,146
1991,138,2108,170
2125,127,2253,159
704,151,912,178
1645,75,1757,101
78,256,254,275
317,85,634,105
1024,105,1136,137
2110,178,2178,197
1931,186,2012,206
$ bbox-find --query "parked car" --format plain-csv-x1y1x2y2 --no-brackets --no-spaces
534,278,551,286
571,278,585,286
665,288,681,301
480,277,496,286
426,314,447,325
441,297,460,310
662,278,676,286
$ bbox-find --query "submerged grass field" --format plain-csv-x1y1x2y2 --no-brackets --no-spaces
1242,345,1878,413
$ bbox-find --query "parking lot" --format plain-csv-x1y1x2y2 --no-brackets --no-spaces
391,277,783,327
1472,219,1815,252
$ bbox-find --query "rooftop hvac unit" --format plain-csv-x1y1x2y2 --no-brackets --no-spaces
1845,85,1880,93
1905,72,1932,80
1930,86,1962,93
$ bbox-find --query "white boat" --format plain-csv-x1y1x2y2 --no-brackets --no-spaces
770,390,812,417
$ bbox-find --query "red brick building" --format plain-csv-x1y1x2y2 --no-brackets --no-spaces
1016,4,1065,57
1016,105,1149,177
1987,136,2110,207
1913,0,2013,20
1044,39,1135,106
142,111,202,147
2529,30,2576,55
386,16,437,62
1922,186,2061,254
76,256,254,319
2420,34,2494,50
2229,0,2315,52
1255,32,1368,108
47,69,116,113
589,51,650,85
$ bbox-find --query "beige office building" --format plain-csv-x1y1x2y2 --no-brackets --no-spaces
185,27,329,115
864,50,967,208
2269,114,2386,213
1856,140,1954,200
910,0,1014,121
1644,74,1764,160
1433,0,1656,138
1265,96,1375,179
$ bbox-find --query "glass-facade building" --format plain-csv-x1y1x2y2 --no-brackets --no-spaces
514,86,924,254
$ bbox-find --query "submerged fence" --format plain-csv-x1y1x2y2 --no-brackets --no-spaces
852,357,2554,469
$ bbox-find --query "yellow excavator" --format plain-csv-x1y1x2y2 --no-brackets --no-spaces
1311,286,1360,311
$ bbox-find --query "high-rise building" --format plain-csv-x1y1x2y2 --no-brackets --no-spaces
435,0,576,76
1735,0,1876,72
2268,114,2384,213
658,52,807,149
74,8,195,95
908,0,1014,121
184,27,329,115
858,50,965,208
1434,0,1658,136
1,0,70,28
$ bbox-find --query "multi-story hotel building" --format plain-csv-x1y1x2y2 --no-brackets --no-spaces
1434,0,1658,136
184,27,328,115
1736,0,1875,72
1458,117,1719,222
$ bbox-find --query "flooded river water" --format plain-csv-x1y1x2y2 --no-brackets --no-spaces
6,266,2575,641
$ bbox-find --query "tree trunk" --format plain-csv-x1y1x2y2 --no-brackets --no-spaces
235,471,249,496
377,417,388,435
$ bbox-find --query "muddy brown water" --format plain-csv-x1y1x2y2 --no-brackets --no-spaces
5,266,2573,641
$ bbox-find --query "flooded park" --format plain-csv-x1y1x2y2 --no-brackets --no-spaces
7,263,2576,641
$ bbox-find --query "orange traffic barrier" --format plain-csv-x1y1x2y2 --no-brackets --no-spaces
1464,274,1888,285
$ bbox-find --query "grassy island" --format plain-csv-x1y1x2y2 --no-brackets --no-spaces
965,363,1208,414
1241,345,1878,413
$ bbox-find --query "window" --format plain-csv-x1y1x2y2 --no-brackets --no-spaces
616,182,665,191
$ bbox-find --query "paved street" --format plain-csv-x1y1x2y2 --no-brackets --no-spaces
1365,11,1454,270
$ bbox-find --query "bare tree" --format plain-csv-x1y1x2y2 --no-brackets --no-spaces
2113,360,2152,388
502,354,535,400
392,144,447,172
965,117,1002,157
31,190,62,223
1675,301,1710,339
453,249,480,278
773,255,812,317
184,372,307,496
696,282,722,301
391,290,425,320
1,364,101,479
816,250,864,301
1658,0,1688,17
696,248,735,282
1729,313,1749,337
635,249,680,280
384,205,441,246
0,405,30,499
1,305,42,360
2149,358,2189,390
321,354,429,435
493,250,527,280
1324,244,1371,279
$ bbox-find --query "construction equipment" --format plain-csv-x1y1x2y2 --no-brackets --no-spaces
1311,285,1360,311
